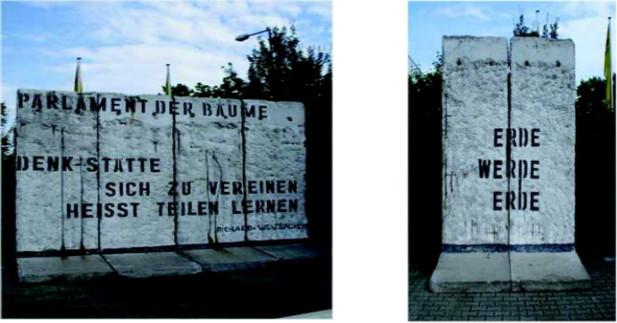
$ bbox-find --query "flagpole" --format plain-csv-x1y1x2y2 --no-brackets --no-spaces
608,16,615,110
605,17,613,110
165,64,171,96
74,57,83,93
610,17,614,111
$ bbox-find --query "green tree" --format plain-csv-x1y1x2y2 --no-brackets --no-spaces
162,25,331,104
162,83,193,97
408,54,443,271
576,77,612,113
575,77,615,257
244,26,331,103
1,102,14,157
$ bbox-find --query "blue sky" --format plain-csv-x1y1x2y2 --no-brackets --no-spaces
409,1,615,82
1,0,331,125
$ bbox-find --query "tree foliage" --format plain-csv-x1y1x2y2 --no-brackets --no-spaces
513,13,559,39
408,55,443,271
575,77,615,257
163,25,331,106
1,102,14,158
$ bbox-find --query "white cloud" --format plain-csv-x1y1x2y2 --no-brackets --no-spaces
560,14,613,83
307,1,331,20
433,4,491,21
559,1,614,19
24,0,331,95
45,43,248,95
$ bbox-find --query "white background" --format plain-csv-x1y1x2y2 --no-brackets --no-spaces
332,0,408,321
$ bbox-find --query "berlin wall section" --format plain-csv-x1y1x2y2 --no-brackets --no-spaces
14,91,309,263
430,36,512,293
15,91,99,252
430,36,590,293
441,36,510,247
509,38,589,291
509,38,575,246
174,97,243,245
98,94,175,249
244,100,307,241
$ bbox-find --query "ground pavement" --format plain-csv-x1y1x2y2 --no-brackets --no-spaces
3,246,331,318
409,258,615,321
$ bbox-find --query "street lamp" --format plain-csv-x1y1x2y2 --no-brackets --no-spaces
234,27,275,100
235,28,271,43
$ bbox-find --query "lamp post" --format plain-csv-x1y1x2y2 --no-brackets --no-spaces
235,28,271,44
235,27,275,100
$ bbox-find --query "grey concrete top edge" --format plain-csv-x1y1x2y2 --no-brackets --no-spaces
443,36,509,64
511,36,574,43
444,35,573,43
510,37,575,66
16,88,304,106
443,35,508,41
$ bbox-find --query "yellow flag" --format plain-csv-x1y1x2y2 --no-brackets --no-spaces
605,18,612,110
164,64,171,95
74,57,83,93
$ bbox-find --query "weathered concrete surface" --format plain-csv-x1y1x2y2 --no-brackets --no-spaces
175,97,243,245
6,251,332,318
102,252,201,278
183,247,276,272
98,94,175,249
441,36,510,245
255,243,321,261
17,255,114,283
429,252,511,293
511,251,591,291
433,36,587,293
15,90,99,252
15,91,309,253
244,100,308,241
509,38,576,245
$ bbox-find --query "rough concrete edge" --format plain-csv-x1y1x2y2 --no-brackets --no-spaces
100,252,203,279
512,279,592,292
252,245,323,262
429,277,511,293
178,247,279,273
17,255,116,284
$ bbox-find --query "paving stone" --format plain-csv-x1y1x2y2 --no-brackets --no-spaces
17,255,114,283
102,252,201,278
182,247,276,272
410,260,614,321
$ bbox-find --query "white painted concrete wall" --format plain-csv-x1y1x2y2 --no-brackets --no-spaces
15,90,307,252
510,38,576,245
442,36,510,245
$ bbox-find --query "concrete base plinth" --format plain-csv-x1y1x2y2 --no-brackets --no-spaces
255,243,322,261
511,251,591,291
102,252,202,278
429,252,511,293
15,243,324,283
183,247,276,272
17,255,115,283
430,251,592,293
